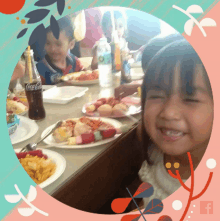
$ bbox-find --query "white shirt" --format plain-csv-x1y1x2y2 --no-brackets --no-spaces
138,147,186,207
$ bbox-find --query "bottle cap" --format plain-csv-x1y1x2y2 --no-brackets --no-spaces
24,49,34,56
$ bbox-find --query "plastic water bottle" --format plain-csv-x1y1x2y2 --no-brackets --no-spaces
97,37,113,88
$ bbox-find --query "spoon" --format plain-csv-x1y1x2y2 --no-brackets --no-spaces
19,120,63,153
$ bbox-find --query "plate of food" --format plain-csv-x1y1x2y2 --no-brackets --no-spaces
82,97,141,118
61,70,99,85
9,116,39,145
41,117,123,149
15,149,66,188
7,95,28,116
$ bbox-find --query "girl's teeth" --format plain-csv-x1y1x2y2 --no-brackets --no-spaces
163,130,183,136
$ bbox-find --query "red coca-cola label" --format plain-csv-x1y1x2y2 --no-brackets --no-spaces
25,82,42,91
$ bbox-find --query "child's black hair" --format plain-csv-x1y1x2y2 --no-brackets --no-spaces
141,33,184,73
141,39,213,165
46,16,75,41
101,10,127,38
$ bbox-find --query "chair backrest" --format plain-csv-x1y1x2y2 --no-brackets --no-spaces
52,122,143,213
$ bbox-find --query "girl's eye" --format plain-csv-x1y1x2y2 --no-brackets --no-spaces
184,98,199,103
147,90,166,100
148,95,165,100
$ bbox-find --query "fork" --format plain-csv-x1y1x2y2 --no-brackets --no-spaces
19,120,63,153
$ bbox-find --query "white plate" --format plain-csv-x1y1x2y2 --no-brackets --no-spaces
62,72,99,85
66,79,99,86
15,148,66,189
10,116,39,145
43,86,88,104
19,110,28,116
41,117,122,149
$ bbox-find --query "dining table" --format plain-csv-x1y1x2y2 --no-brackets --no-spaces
12,57,143,196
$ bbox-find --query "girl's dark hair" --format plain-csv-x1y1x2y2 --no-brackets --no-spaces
141,34,184,73
101,10,127,38
141,39,213,165
46,16,75,41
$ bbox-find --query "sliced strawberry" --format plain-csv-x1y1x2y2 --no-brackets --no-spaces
81,133,95,144
100,129,116,139
16,150,48,159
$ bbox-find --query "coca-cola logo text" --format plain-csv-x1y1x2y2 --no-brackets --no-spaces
25,82,42,91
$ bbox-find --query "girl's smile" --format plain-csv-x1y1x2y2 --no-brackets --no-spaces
158,127,185,142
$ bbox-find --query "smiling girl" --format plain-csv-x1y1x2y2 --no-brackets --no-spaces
136,39,213,207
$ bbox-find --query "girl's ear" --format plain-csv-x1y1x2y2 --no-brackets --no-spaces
69,39,75,50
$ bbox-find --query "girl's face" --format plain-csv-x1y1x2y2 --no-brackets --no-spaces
143,64,213,156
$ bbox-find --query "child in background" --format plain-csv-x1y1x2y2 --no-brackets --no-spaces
91,10,128,70
101,10,128,49
121,39,213,210
37,16,84,85
9,59,26,92
11,61,25,82
79,8,103,57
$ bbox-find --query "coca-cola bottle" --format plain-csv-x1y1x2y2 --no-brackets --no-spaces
24,48,46,120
